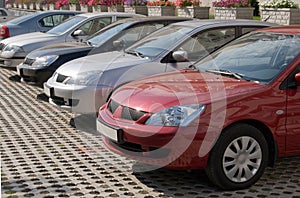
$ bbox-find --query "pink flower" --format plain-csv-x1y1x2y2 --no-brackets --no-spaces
212,0,249,7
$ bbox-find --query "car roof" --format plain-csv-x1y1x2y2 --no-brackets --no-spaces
14,10,83,19
172,19,276,28
6,10,82,24
256,25,300,34
37,10,83,14
77,12,145,18
106,16,191,27
113,16,192,23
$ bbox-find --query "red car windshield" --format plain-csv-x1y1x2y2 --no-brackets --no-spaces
197,32,300,84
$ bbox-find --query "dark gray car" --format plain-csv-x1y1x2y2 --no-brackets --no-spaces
0,12,143,68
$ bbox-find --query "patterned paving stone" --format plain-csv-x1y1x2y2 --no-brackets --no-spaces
1,68,300,197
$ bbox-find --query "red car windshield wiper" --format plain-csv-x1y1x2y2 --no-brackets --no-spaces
206,69,246,80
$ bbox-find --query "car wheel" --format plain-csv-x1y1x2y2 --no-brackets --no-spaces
205,123,269,190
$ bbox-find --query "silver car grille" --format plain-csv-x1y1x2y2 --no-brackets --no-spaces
0,43,5,51
56,74,69,83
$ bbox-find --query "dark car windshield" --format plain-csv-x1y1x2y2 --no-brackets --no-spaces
7,13,36,24
126,25,194,59
87,22,133,47
47,16,85,35
196,32,300,84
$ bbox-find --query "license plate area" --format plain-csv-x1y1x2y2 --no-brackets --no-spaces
44,84,54,98
97,118,123,143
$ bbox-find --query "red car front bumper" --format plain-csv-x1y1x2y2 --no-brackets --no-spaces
98,106,213,170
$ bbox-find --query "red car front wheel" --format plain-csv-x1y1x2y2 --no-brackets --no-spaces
205,123,269,190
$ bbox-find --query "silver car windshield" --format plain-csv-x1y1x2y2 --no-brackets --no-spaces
87,22,133,47
47,16,86,35
197,32,300,84
126,25,193,59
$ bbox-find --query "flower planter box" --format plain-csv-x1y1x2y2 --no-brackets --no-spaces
108,5,125,12
60,4,70,10
81,5,93,12
25,4,30,10
44,4,50,10
124,6,148,15
69,4,81,11
37,3,46,11
147,6,176,16
214,7,254,20
7,3,13,8
29,3,36,10
49,4,59,10
177,6,209,19
260,8,300,25
93,5,108,12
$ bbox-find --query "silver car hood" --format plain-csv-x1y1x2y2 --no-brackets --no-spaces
56,51,150,77
1,32,60,52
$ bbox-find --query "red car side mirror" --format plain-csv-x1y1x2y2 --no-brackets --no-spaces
295,72,300,86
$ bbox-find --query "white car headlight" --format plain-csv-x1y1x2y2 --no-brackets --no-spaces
65,70,103,86
145,104,206,127
1,45,25,58
31,55,59,67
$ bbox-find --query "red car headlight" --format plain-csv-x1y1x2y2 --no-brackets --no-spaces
145,104,206,127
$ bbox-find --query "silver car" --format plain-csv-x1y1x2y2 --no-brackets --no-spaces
44,20,276,114
0,12,143,68
0,10,82,39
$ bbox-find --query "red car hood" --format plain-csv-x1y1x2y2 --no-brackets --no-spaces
111,70,266,113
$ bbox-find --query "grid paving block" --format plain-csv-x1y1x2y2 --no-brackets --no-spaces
1,68,300,197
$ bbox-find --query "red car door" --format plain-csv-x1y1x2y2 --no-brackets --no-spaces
286,63,300,154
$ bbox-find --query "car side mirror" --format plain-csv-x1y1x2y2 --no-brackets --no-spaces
295,72,300,86
172,51,188,62
113,40,124,48
113,40,125,52
73,30,85,37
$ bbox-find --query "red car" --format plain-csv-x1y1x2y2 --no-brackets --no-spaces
97,26,300,190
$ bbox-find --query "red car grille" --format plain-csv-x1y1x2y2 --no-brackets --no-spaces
108,99,119,114
108,100,147,121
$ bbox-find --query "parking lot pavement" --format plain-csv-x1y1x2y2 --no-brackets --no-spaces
1,67,300,198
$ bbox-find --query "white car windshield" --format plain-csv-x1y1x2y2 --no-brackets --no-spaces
47,16,86,35
87,22,133,47
126,25,194,59
197,32,300,84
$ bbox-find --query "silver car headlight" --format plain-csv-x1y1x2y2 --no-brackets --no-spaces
145,104,206,127
65,70,103,86
1,45,25,58
31,55,59,67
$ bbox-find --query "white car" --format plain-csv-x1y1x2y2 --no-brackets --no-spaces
0,12,143,68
